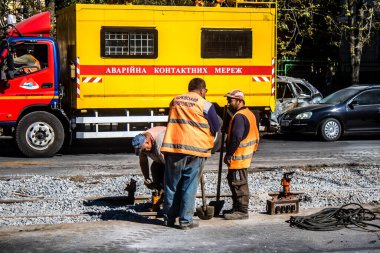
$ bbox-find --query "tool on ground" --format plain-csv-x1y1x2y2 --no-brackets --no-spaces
196,172,215,220
267,172,301,215
124,178,137,204
209,105,228,216
150,189,163,212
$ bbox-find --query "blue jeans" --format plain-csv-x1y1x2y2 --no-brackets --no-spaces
163,153,205,225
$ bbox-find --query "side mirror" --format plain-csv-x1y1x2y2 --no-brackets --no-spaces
1,69,6,81
348,100,358,109
1,68,14,80
1,70,10,91
6,69,14,79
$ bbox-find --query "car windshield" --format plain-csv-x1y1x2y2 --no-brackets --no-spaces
319,88,359,104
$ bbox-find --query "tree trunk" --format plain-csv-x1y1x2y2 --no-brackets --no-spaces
350,51,361,84
350,35,362,84
45,0,55,37
348,1,363,85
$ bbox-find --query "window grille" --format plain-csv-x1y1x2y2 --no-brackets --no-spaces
101,27,158,58
201,29,252,58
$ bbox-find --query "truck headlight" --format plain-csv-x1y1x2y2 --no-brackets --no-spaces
295,112,312,119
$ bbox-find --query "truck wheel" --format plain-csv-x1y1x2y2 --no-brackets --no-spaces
320,118,341,141
16,112,64,158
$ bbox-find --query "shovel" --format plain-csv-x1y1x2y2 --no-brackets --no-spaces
209,106,227,216
196,172,214,220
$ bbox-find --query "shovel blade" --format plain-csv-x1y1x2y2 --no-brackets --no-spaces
208,200,225,217
196,205,215,220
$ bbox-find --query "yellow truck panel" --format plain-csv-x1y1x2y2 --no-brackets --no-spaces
57,3,276,113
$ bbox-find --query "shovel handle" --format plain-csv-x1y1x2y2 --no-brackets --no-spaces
200,173,207,212
217,105,228,201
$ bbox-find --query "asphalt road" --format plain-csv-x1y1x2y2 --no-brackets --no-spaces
1,134,380,176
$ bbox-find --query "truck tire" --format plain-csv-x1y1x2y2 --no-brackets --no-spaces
16,111,64,158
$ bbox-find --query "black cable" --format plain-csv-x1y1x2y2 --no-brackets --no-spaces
289,203,380,232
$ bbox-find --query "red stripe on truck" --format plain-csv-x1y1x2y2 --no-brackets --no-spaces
80,65,272,76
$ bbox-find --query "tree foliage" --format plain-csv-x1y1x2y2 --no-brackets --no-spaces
2,0,379,84
277,0,380,84
277,0,341,59
342,0,380,83
1,1,48,20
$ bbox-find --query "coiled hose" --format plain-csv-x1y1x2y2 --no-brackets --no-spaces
289,203,380,232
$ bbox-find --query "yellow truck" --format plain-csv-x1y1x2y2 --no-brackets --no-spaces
0,1,276,157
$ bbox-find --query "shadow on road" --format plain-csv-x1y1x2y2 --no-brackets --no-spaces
63,139,134,155
0,138,134,157
262,133,380,142
84,199,164,225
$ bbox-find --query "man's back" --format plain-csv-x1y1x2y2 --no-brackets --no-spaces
144,126,166,164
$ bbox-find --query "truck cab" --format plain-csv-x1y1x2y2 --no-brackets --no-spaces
0,12,68,157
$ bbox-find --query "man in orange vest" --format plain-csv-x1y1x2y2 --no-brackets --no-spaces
161,77,220,230
223,89,259,220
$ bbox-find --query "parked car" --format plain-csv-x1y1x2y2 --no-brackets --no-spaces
279,85,380,141
271,76,323,128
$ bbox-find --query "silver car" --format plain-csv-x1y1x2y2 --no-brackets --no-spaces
271,76,323,129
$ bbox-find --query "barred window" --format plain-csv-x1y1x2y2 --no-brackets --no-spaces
201,29,252,58
101,27,158,58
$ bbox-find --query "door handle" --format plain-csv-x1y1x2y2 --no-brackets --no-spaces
41,83,52,88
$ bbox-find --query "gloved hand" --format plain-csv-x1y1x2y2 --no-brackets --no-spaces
224,155,231,166
144,178,155,190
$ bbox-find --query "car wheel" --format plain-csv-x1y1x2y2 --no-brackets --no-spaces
320,118,341,141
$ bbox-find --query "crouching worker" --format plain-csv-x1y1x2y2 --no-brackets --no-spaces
223,90,259,220
132,126,166,210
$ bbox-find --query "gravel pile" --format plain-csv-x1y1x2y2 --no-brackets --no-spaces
0,166,379,227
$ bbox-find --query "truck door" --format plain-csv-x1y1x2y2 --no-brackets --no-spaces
0,40,56,123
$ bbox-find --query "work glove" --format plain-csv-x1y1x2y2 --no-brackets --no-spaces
224,155,231,166
144,178,155,190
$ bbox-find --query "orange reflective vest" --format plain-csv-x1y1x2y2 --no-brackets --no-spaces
227,108,259,169
161,92,214,157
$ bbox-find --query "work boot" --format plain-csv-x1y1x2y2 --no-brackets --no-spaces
163,216,176,228
222,208,236,215
224,211,249,220
164,220,176,228
179,220,199,230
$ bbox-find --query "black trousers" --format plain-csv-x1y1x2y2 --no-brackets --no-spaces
227,169,249,213
151,161,165,191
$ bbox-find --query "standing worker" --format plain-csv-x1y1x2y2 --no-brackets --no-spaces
223,89,259,220
161,77,220,230
132,126,166,193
